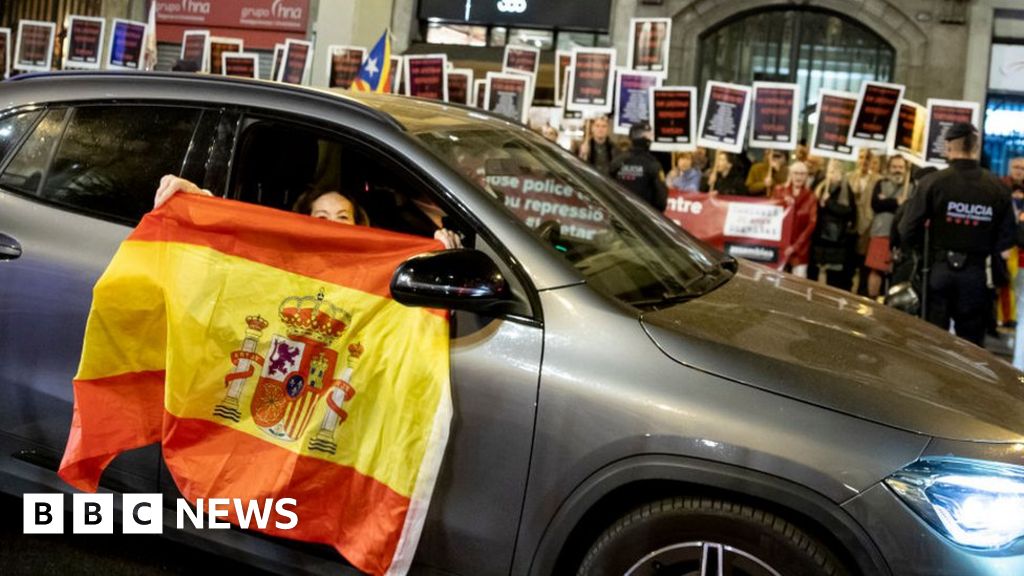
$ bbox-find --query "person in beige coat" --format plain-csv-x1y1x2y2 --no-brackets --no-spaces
844,148,881,295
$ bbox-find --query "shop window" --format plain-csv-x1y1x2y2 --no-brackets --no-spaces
426,22,487,46
490,26,508,47
507,28,553,51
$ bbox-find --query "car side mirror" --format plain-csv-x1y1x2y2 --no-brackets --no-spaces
390,249,514,313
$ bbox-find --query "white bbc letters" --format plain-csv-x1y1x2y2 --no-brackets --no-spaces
122,493,164,534
23,493,64,534
72,493,114,534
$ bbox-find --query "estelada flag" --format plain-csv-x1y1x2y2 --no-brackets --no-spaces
58,194,452,576
351,29,392,93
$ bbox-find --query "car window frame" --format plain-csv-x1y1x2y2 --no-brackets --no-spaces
217,106,543,326
0,101,216,228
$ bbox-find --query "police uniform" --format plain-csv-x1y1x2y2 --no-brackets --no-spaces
898,123,1015,345
610,122,668,211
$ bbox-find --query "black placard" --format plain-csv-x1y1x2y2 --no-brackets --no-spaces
486,72,531,123
629,18,670,74
650,87,696,152
223,53,257,78
180,31,208,72
924,101,978,165
811,90,858,161
698,82,751,153
568,49,614,112
447,70,471,105
66,17,103,67
279,40,311,85
108,19,146,70
850,82,904,147
750,84,798,149
405,55,447,101
16,21,55,70
328,46,365,89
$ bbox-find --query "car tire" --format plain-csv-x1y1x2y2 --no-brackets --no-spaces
576,496,848,576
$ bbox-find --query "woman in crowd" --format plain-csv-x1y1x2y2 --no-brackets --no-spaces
845,148,882,295
812,160,859,290
578,115,616,176
772,161,817,278
865,155,911,298
701,150,748,195
666,152,701,192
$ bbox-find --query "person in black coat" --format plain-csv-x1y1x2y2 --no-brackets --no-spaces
610,121,668,211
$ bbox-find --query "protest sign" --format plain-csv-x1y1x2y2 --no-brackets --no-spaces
388,56,402,93
664,191,793,267
446,68,473,105
0,28,10,79
485,72,532,123
849,81,905,149
405,54,447,101
222,52,258,78
14,20,55,72
613,70,661,135
209,37,243,76
278,39,313,85
923,98,980,166
566,48,616,114
326,45,365,89
64,16,105,70
555,50,572,105
271,43,284,82
180,30,210,73
892,100,926,166
750,82,800,150
649,87,697,152
811,89,858,161
627,18,671,76
106,19,148,71
473,79,486,108
697,81,752,153
503,45,539,77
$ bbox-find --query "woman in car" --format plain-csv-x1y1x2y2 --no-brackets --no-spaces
154,174,461,248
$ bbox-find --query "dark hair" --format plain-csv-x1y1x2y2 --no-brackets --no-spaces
171,59,201,72
292,185,368,225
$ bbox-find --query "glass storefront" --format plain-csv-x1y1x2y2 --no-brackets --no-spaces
984,94,1024,176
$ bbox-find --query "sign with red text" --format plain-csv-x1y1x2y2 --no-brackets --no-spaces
614,70,661,135
811,89,858,161
0,28,11,79
923,98,980,167
485,72,532,123
222,51,258,78
209,37,243,76
649,87,697,152
849,81,905,149
555,50,571,105
892,100,926,166
277,38,312,84
14,20,55,72
665,191,793,267
697,81,752,153
326,45,365,89
405,54,447,101
627,18,670,77
750,82,800,150
566,48,616,114
64,16,105,69
503,45,539,77
180,30,210,72
484,167,611,242
447,68,473,105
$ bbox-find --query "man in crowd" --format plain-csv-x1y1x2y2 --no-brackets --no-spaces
745,150,789,196
611,121,668,211
578,115,616,176
899,123,1015,346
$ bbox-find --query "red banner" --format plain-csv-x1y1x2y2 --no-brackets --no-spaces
156,0,310,49
664,191,794,267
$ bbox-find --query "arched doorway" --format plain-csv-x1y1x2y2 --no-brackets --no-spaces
697,8,896,136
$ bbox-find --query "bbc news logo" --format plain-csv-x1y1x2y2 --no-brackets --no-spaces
24,494,298,534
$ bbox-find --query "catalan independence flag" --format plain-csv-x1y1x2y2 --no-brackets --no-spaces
59,195,451,576
351,30,392,93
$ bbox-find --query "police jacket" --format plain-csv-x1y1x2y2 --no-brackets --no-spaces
898,159,1015,258
610,143,668,211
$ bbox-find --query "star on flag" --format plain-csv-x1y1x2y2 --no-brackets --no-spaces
365,57,379,78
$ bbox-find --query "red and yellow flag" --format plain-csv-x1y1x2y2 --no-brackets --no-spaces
59,194,452,576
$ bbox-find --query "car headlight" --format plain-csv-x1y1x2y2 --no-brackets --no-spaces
885,458,1024,549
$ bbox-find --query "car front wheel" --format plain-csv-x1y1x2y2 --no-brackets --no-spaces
576,496,848,576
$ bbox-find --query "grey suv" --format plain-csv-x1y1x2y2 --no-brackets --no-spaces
2,72,1024,576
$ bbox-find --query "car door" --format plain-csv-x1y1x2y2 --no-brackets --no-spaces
0,103,222,494
202,112,544,575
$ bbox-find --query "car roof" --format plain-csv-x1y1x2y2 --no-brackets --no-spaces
8,71,522,135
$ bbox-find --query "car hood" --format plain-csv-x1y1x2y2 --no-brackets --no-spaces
641,262,1024,442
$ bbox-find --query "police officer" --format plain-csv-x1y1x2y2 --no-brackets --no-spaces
898,122,1015,345
610,121,668,211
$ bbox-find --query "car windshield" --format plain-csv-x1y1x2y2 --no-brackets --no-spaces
411,118,734,307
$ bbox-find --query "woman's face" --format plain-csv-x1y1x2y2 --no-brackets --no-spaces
715,152,731,172
310,192,356,225
677,155,693,171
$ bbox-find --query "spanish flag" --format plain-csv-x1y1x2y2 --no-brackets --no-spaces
59,194,451,576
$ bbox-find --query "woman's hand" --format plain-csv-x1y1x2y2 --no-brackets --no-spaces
434,228,463,250
154,174,213,209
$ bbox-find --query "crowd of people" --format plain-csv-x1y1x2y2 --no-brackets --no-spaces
546,115,1024,347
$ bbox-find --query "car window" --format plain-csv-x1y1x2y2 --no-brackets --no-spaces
0,109,42,169
1,105,202,225
0,108,68,195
